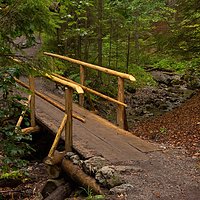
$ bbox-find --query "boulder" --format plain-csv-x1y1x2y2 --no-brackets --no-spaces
83,156,109,175
95,166,123,188
109,183,134,195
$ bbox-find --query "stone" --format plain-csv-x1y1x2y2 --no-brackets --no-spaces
83,156,109,175
65,152,75,158
95,166,123,188
109,184,134,195
151,71,172,85
70,155,80,162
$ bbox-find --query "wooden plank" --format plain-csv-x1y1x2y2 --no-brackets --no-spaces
37,91,158,154
34,96,158,163
72,119,148,162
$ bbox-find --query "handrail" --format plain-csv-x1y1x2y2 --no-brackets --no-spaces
53,73,127,107
14,78,85,123
10,57,82,95
10,57,84,94
44,52,136,81
44,52,136,129
45,73,84,94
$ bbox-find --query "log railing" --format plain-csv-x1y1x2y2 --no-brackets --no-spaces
44,52,136,129
15,74,84,159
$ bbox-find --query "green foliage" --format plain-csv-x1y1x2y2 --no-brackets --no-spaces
183,58,200,89
159,127,168,135
169,0,200,58
128,65,156,88
0,67,33,176
0,0,58,66
153,58,188,73
0,170,24,180
40,0,199,90
79,186,105,200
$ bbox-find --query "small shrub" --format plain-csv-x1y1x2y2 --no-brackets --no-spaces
127,65,156,89
182,58,200,89
153,58,187,73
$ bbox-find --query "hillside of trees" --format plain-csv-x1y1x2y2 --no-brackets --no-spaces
1,0,200,76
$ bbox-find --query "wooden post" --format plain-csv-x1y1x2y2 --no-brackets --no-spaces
117,77,125,129
29,75,36,127
48,114,68,158
65,88,73,152
15,95,31,128
79,65,85,106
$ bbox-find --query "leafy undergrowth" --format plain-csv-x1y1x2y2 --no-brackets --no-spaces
0,67,35,196
132,90,200,156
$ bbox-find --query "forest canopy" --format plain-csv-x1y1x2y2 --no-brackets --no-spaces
0,0,199,81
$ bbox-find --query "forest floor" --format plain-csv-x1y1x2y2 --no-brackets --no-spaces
132,89,200,157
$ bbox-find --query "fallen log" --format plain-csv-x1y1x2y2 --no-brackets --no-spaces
44,150,65,165
46,165,62,179
41,179,65,198
44,151,65,178
61,159,103,195
44,183,72,200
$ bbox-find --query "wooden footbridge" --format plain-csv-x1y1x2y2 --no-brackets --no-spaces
14,53,157,164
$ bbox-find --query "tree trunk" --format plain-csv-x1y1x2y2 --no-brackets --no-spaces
84,9,90,62
108,18,112,68
126,30,131,73
41,179,65,199
46,165,62,179
77,35,82,60
56,28,60,53
84,9,90,80
97,0,103,82
115,32,119,69
134,15,140,64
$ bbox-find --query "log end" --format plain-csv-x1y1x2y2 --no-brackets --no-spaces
129,75,136,82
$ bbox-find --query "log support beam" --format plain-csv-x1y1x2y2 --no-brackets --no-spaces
29,76,36,127
22,126,40,134
79,65,85,107
117,77,125,129
48,114,68,158
65,88,73,152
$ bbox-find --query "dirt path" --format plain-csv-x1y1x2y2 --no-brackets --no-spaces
110,148,200,200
